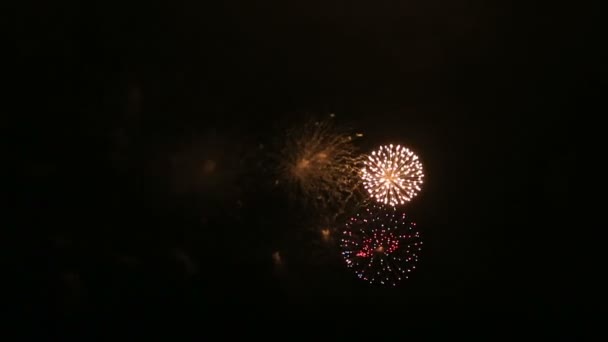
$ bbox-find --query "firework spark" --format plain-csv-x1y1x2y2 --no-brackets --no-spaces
341,205,422,286
279,118,364,214
169,132,245,202
361,144,424,206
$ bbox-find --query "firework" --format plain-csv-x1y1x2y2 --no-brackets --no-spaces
361,144,424,206
169,132,243,200
279,117,364,214
340,205,422,286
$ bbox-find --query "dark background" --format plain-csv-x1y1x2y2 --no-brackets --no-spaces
5,0,602,335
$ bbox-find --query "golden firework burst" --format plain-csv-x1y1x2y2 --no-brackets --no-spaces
279,118,364,213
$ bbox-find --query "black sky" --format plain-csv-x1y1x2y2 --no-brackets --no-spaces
6,0,601,334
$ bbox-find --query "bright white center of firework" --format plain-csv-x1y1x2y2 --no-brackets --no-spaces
361,144,424,206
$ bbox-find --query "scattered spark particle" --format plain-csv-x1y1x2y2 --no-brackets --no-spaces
272,251,282,265
202,159,216,173
321,229,331,241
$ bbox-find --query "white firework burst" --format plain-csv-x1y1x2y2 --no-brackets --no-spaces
361,144,424,206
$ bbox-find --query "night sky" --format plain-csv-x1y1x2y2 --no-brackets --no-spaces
6,0,600,335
